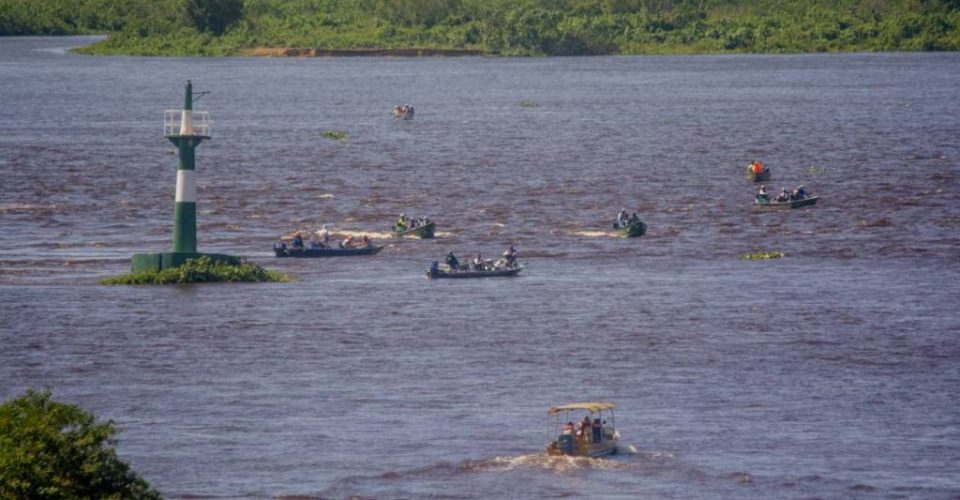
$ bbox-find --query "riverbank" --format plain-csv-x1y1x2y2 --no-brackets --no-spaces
19,0,958,57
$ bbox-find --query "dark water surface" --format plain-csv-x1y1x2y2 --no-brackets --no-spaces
1,37,959,499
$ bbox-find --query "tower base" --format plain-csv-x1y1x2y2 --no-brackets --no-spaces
131,252,240,273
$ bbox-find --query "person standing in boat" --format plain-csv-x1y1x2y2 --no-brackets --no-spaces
581,416,593,443
396,214,407,232
592,418,603,443
445,251,459,271
473,253,484,271
315,224,330,246
291,231,304,249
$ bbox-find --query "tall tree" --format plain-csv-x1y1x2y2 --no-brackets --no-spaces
0,389,161,500
184,0,243,35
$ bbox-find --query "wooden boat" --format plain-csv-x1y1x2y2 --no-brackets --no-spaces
425,262,522,279
546,402,620,458
274,242,383,257
617,220,647,238
395,221,435,239
755,195,819,209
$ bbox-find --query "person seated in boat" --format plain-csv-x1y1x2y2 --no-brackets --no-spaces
445,252,459,271
361,236,371,248
396,214,407,232
628,212,640,225
756,184,769,203
791,185,808,200
592,418,603,443
473,253,485,271
341,235,355,248
291,231,304,249
750,160,765,174
775,187,790,202
563,421,574,435
581,416,593,443
615,208,629,228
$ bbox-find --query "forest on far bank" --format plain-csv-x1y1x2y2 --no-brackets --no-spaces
2,0,958,56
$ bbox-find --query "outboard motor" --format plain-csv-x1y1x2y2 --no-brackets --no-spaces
429,260,439,275
273,242,287,257
557,434,574,455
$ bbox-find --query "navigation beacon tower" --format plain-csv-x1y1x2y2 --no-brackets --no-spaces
131,80,238,272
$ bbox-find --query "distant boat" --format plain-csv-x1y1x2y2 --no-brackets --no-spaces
545,402,620,458
755,195,819,209
274,242,383,257
395,220,435,239
393,104,414,120
425,260,522,279
616,220,647,238
746,161,770,182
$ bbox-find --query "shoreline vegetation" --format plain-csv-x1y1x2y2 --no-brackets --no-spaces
1,0,958,57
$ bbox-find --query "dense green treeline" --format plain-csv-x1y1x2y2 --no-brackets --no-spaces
2,0,958,55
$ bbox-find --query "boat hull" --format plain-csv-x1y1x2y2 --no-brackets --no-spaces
747,169,771,182
426,267,522,279
755,195,819,209
618,221,647,237
274,244,383,257
546,438,618,458
395,221,435,239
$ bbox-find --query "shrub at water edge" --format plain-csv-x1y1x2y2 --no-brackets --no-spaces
0,389,161,499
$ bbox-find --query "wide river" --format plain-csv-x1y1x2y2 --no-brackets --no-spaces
1,36,958,499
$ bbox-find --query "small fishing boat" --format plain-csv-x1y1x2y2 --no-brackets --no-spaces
617,220,647,238
546,402,620,458
395,221,435,239
746,161,771,182
393,104,414,120
425,261,522,279
755,195,819,209
274,242,383,257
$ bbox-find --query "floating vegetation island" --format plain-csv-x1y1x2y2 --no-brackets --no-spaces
102,256,289,285
519,100,541,108
740,250,785,261
321,129,349,143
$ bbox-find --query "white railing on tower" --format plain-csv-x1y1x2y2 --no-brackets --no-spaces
163,110,211,137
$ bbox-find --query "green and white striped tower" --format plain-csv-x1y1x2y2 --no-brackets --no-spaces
169,80,203,253
131,80,238,272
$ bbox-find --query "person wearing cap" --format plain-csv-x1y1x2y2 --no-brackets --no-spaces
756,184,769,204
775,187,790,202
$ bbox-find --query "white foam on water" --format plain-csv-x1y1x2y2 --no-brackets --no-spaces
570,230,617,238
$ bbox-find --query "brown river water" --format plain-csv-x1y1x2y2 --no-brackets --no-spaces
1,36,959,498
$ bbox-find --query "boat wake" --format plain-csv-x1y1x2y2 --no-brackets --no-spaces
569,230,618,238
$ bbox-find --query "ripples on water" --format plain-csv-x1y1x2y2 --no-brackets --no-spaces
1,37,959,499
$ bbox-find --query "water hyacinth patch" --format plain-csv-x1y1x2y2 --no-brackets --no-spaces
740,250,784,260
101,256,290,285
519,100,540,108
321,129,348,143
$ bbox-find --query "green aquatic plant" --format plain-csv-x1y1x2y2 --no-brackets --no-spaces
101,256,289,285
805,165,825,175
321,129,349,143
740,250,784,260
519,100,541,108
